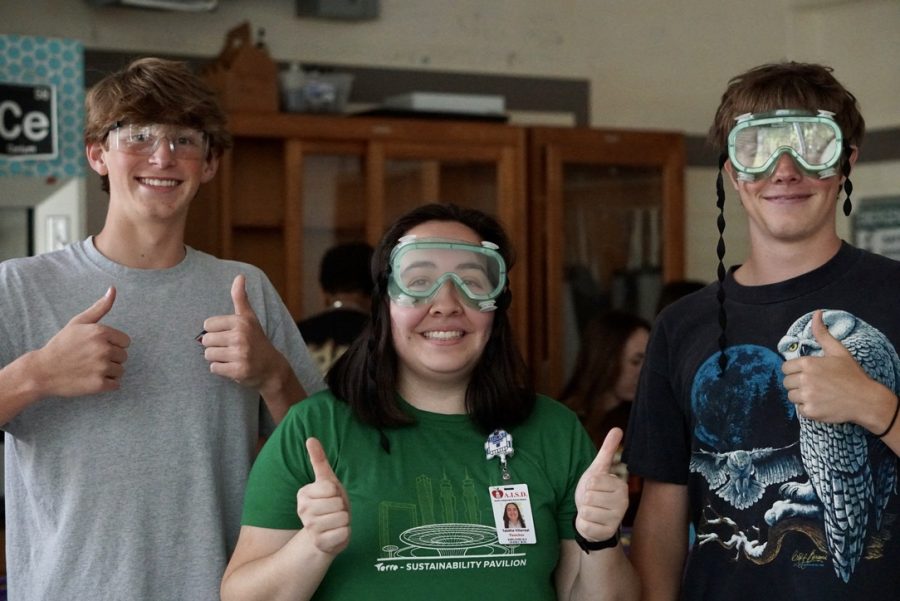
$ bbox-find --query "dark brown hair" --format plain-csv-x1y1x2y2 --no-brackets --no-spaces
708,61,865,152
319,242,374,295
85,57,233,191
558,310,651,419
327,203,534,435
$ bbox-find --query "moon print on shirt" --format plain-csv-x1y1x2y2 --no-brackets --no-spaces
689,344,817,569
690,345,804,504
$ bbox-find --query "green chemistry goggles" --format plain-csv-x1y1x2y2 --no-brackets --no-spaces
727,109,844,182
387,236,508,312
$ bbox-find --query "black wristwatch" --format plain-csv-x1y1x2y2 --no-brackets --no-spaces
572,514,619,553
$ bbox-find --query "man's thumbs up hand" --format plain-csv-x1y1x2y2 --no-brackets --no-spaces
199,275,274,388
35,287,131,398
69,285,118,325
782,310,875,424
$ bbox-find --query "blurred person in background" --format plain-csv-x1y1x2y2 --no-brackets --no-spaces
298,242,374,375
559,310,651,529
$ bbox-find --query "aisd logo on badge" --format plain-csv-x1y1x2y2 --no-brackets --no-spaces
1,82,57,159
489,484,537,545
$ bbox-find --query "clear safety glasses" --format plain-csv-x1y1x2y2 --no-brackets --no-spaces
727,110,843,181
108,122,209,160
388,236,507,312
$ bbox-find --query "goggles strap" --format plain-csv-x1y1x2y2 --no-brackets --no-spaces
841,143,854,217
715,153,729,376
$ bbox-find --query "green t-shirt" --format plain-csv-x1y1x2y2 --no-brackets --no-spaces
242,390,595,600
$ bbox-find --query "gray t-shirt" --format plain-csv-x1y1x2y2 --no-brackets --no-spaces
0,238,325,601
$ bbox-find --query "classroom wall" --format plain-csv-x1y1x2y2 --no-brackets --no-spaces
4,0,898,280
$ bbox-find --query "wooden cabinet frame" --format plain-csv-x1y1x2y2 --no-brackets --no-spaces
186,115,685,392
187,112,529,349
528,127,685,394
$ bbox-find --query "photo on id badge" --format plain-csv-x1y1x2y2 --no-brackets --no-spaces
490,484,536,545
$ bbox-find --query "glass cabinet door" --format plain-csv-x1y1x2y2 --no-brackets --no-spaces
294,142,368,321
186,113,529,354
287,128,529,346
381,158,497,222
367,140,529,351
529,127,685,394
297,152,518,322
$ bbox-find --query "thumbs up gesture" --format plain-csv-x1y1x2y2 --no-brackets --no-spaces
573,427,628,544
296,437,351,556
35,287,131,398
781,310,881,424
199,274,277,388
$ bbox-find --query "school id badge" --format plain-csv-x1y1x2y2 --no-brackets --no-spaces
489,484,537,545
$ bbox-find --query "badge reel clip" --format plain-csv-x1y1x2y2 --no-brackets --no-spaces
485,429,514,481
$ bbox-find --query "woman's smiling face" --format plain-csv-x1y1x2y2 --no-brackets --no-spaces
389,220,495,392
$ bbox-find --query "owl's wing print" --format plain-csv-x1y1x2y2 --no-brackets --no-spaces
751,442,806,486
843,320,900,532
800,419,870,583
690,448,728,490
844,330,897,392
870,439,898,531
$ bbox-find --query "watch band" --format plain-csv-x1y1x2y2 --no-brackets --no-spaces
572,514,619,553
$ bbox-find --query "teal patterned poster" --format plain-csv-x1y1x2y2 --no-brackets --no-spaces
0,35,85,178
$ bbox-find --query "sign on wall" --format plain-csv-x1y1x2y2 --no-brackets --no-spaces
0,35,84,178
1,82,57,160
853,196,900,261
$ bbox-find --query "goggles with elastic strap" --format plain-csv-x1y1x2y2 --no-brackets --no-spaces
387,236,507,312
727,109,843,181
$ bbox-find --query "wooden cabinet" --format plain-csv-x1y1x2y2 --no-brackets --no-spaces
185,112,530,350
528,127,685,394
185,114,685,394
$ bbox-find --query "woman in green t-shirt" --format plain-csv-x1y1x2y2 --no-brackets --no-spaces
221,203,639,601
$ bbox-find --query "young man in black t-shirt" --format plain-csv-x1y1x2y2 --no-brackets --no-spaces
624,62,900,600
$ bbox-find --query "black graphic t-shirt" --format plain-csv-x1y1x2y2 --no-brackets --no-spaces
624,242,900,600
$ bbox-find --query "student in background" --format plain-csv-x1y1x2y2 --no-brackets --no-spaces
298,242,374,375
221,203,639,601
559,310,651,530
0,58,324,600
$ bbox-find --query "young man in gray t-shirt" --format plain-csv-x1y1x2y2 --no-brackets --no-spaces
0,57,325,600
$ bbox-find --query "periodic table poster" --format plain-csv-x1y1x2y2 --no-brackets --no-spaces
0,35,85,178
